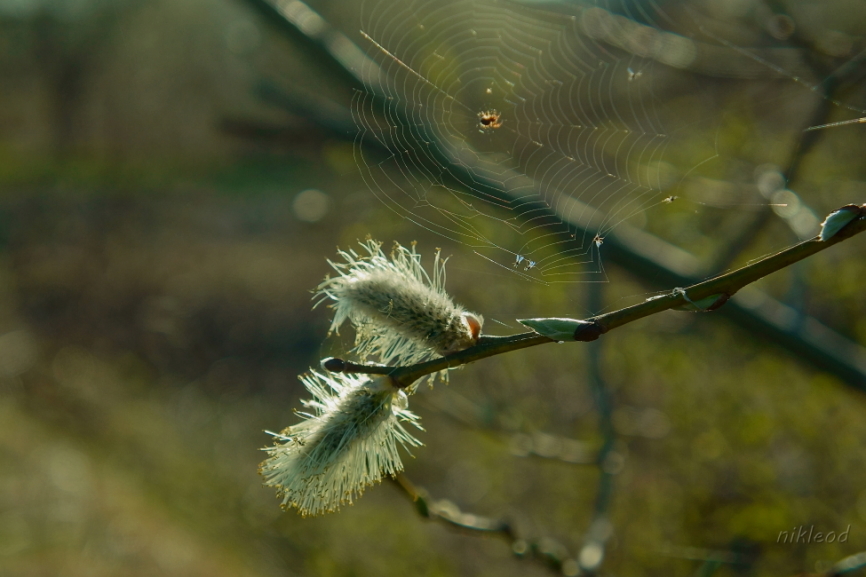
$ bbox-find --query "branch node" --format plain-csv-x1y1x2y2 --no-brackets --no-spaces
673,289,731,312
321,357,392,376
819,204,863,241
574,320,606,342
321,357,346,372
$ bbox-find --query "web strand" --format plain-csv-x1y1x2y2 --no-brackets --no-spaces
351,0,864,283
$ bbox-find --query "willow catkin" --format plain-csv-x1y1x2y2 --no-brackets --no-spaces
260,372,422,516
316,239,483,370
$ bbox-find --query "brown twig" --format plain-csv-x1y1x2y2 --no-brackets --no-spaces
389,473,580,575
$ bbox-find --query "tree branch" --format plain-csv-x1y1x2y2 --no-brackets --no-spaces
389,474,578,575
326,205,866,389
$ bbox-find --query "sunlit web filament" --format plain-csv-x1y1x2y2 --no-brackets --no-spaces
804,117,866,132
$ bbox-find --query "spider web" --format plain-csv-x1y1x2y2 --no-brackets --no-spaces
349,0,865,283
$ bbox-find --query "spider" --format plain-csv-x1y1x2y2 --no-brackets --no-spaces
477,109,502,131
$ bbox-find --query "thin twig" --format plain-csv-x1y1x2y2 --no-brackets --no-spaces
389,474,579,575
390,474,514,536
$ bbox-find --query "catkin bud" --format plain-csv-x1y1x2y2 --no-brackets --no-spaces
260,371,422,516
316,240,483,368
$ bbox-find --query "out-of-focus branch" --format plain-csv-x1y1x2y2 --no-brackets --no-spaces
786,550,866,577
577,281,617,576
390,474,580,575
825,551,866,576
708,2,843,274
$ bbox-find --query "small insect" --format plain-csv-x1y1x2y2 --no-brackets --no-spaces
627,67,643,81
512,254,536,271
477,109,503,131
593,234,604,247
663,195,678,203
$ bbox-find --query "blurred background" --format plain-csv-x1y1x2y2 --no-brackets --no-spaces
0,0,865,575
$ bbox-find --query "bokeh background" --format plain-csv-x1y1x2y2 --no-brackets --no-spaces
0,0,865,576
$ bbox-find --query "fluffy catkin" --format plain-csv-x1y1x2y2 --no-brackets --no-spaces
316,240,483,369
260,372,422,516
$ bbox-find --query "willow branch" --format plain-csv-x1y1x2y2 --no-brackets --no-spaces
342,205,865,389
389,474,577,575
